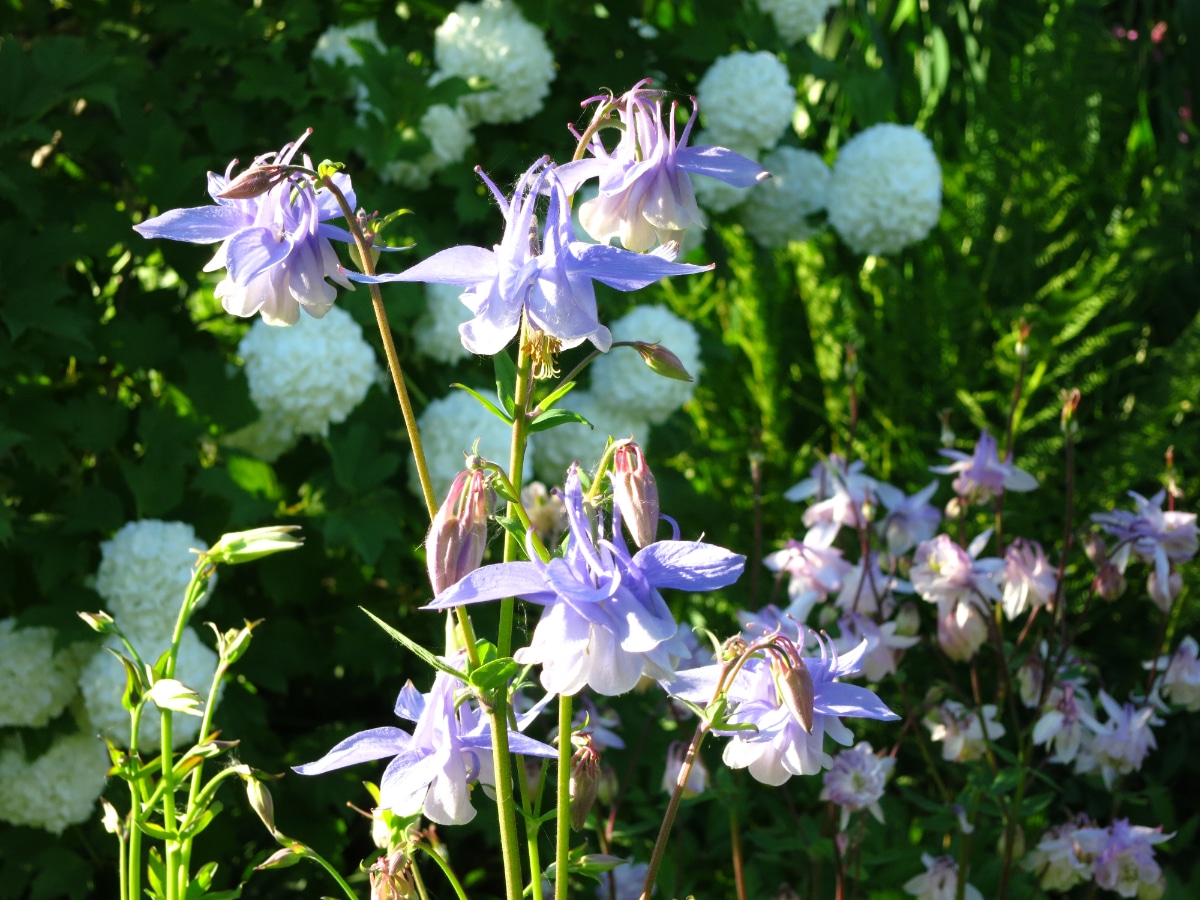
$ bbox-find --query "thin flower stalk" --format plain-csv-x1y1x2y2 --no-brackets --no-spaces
414,842,470,900
555,693,574,900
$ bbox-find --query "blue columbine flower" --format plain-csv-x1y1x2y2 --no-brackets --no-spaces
133,131,358,326
668,633,898,785
294,660,556,825
556,81,770,251
343,157,713,356
427,466,745,696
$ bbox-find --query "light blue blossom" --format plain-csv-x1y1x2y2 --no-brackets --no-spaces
294,661,556,825
556,80,769,251
1092,490,1198,588
345,158,712,356
133,131,359,326
428,466,745,696
931,429,1037,504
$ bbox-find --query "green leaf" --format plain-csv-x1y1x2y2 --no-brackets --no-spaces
452,383,513,425
328,423,401,494
493,514,529,551
528,408,592,434
494,350,518,417
359,608,464,681
323,492,405,566
469,657,519,693
536,379,577,413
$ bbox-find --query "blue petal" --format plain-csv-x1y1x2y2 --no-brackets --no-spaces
225,227,293,283
814,682,900,721
424,561,552,609
393,681,426,721
633,541,746,591
662,663,723,704
553,157,610,194
567,243,712,291
134,206,249,244
344,245,499,286
676,146,770,187
292,726,412,775
506,732,560,759
316,223,409,248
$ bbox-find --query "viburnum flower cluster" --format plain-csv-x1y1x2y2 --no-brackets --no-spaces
697,51,796,152
740,146,832,247
0,732,110,835
752,0,839,43
414,389,535,498
0,618,91,728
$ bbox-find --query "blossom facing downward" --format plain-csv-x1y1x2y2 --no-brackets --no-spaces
295,663,556,825
133,132,356,326
668,633,899,785
349,160,711,357
931,430,1038,504
1001,538,1058,619
429,467,745,696
903,854,983,900
828,123,942,256
925,700,1005,762
1074,691,1159,789
557,81,768,251
1023,814,1105,892
763,532,853,624
1147,635,1200,711
820,741,894,830
697,52,797,151
1092,490,1198,589
1092,819,1171,898
1032,682,1096,765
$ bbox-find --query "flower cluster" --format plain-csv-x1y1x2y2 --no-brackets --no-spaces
0,731,110,835
1025,817,1170,897
753,0,839,43
0,618,91,728
697,52,796,152
229,305,379,460
827,123,942,255
740,146,832,247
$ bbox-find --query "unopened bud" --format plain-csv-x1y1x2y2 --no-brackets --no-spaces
245,777,277,835
78,610,117,634
893,601,921,637
596,764,619,806
778,659,815,733
255,846,301,871
209,525,303,565
945,496,966,519
369,849,416,900
1094,564,1127,601
843,344,859,380
426,469,493,594
568,741,601,832
145,679,204,716
207,619,262,665
1060,388,1081,436
1083,533,1108,567
633,342,693,382
100,798,123,836
610,439,659,548
1147,568,1183,613
939,409,955,449
215,165,290,200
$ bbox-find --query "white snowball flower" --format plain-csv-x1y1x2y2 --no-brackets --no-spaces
236,304,379,459
415,389,534,499
753,0,838,43
532,391,651,485
95,519,209,646
588,306,702,425
379,104,476,189
697,51,796,151
828,123,942,255
311,20,384,68
740,146,831,246
433,0,556,125
80,627,220,749
0,731,109,834
0,619,91,728
414,282,473,364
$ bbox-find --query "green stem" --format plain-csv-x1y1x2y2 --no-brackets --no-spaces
499,329,535,658
415,843,470,900
178,660,230,876
161,708,179,900
554,694,574,900
321,174,437,518
299,844,359,900
486,705,525,900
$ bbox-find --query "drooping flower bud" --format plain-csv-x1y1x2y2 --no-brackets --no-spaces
1147,567,1183,613
610,439,659,548
426,468,494,594
778,658,816,734
1094,564,1127,601
214,164,290,200
633,341,694,382
78,610,118,635
568,740,601,832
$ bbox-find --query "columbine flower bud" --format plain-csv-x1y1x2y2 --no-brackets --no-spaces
939,409,955,448
610,439,659,548
255,846,302,870
370,849,416,900
1094,564,1127,601
1147,567,1183,613
568,740,601,832
633,341,694,382
207,619,262,666
426,469,493,594
1060,387,1081,436
78,610,117,635
208,525,303,565
244,775,277,835
1084,533,1108,567
893,601,921,637
778,659,816,734
214,164,290,200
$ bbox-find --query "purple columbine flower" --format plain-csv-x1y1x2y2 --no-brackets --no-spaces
1092,819,1172,898
1000,538,1057,619
556,80,769,251
293,661,556,825
667,633,899,785
1074,690,1160,789
1092,489,1199,588
344,157,712,356
133,131,359,326
762,530,854,624
785,456,904,546
878,481,942,557
931,429,1038,504
427,466,745,696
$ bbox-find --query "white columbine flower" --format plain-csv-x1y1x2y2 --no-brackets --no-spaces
835,612,919,682
911,532,1003,661
740,146,831,246
1147,635,1200,711
80,627,220,749
924,700,1005,762
762,530,853,624
697,51,796,151
1092,819,1172,899
432,0,556,125
0,619,91,728
1032,682,1095,764
828,123,942,255
1001,538,1058,619
416,389,535,499
532,390,650,486
0,731,109,835
1022,815,1105,893
414,282,474,364
903,854,983,900
94,519,209,646
820,741,894,830
753,0,838,43
233,304,379,460
1075,691,1159,789
588,305,702,426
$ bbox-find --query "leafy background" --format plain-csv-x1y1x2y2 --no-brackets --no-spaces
1,0,1198,897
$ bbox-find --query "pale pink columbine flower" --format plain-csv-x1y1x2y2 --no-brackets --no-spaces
820,741,895,831
902,854,983,900
1145,566,1183,614
931,429,1038,504
878,481,942,557
1145,635,1200,711
1016,650,1045,708
1032,682,1096,764
1022,814,1105,892
835,612,919,682
660,741,707,797
785,456,903,546
763,530,854,624
1092,819,1172,899
935,596,989,661
833,552,913,618
1000,538,1057,619
1074,691,1160,789
1092,490,1199,588
924,700,1005,762
912,533,1002,661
